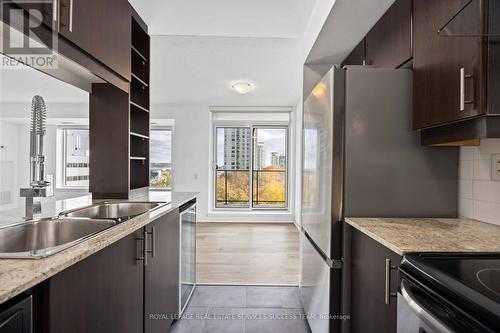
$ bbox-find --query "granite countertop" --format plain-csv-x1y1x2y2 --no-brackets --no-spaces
345,217,500,256
0,191,198,304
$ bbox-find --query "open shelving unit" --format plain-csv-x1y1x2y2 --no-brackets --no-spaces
89,10,151,199
129,14,151,196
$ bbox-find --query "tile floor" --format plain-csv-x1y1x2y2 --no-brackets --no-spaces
170,285,311,333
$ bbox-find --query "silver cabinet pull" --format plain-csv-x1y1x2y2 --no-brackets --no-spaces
145,227,155,258
53,0,58,23
68,0,73,32
136,230,148,266
150,226,156,258
460,68,473,111
384,258,398,305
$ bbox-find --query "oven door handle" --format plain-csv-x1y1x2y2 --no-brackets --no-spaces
401,280,453,333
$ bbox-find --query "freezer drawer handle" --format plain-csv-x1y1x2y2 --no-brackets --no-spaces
384,258,398,305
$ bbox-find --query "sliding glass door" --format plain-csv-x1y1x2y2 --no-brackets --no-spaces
215,127,251,208
252,128,287,208
215,126,288,210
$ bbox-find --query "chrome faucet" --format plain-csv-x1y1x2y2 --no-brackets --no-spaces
20,95,52,220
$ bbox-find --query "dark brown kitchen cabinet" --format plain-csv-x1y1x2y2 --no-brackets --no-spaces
0,295,31,333
341,38,366,66
365,0,413,68
8,0,55,27
58,0,131,80
144,209,180,332
348,226,401,333
35,232,144,333
413,0,485,130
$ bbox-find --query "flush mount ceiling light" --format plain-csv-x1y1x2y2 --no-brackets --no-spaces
231,81,254,94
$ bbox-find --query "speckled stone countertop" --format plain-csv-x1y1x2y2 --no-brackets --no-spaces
345,217,500,256
0,191,198,304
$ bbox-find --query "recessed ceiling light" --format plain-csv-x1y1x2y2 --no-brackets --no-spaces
232,81,254,94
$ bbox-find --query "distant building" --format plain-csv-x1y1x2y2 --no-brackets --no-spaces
271,152,286,169
278,154,286,168
223,128,250,169
254,141,265,170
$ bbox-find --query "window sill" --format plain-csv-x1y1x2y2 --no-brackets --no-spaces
56,187,89,191
206,209,294,223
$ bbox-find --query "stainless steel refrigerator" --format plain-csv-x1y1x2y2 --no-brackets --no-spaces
299,66,458,333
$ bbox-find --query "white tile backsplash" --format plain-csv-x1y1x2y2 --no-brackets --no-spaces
473,159,491,180
459,179,473,199
459,139,500,225
459,160,473,180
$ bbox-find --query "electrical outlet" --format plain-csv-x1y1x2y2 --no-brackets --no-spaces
492,154,500,181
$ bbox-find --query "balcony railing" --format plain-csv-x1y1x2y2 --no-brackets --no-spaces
150,167,172,190
216,169,286,208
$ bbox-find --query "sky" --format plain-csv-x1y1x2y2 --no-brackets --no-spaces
216,128,286,167
150,130,172,164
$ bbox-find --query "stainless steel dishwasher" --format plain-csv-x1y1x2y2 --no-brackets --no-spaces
179,200,197,315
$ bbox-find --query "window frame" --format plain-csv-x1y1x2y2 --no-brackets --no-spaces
212,122,289,211
58,127,90,190
149,126,174,192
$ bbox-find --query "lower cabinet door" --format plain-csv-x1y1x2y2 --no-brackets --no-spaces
144,209,180,333
0,296,32,333
349,226,401,333
39,232,144,333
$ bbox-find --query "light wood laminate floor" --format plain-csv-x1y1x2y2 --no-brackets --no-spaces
196,223,300,285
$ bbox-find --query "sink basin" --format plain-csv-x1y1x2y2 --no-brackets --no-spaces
61,202,161,222
0,218,116,259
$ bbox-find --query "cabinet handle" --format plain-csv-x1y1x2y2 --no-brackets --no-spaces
145,227,155,258
53,0,58,23
68,0,73,32
384,258,398,305
460,68,474,111
136,230,148,266
150,226,156,258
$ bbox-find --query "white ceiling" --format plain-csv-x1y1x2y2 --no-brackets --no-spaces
306,0,395,64
128,0,317,38
0,1,400,111
150,35,302,106
0,58,89,104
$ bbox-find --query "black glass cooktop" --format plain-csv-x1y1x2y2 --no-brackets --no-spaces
400,253,500,330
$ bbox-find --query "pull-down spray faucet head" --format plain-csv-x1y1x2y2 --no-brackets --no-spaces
21,95,51,220
29,95,50,188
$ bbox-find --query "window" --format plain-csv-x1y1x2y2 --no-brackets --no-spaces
215,126,288,209
61,129,90,187
150,129,172,190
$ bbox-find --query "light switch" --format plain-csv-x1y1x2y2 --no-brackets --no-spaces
492,154,500,181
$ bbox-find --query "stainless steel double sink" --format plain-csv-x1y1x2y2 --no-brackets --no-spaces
0,202,163,259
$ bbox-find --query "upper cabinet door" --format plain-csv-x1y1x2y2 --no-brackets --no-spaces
413,0,485,130
341,38,366,66
58,0,131,80
365,0,413,68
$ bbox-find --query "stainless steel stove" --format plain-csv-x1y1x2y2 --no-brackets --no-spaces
398,253,500,333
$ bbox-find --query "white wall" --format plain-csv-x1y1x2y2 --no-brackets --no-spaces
459,139,500,225
151,104,211,220
0,120,88,213
0,121,19,210
151,104,298,222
